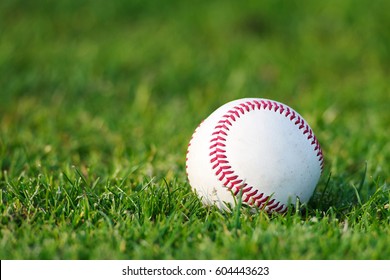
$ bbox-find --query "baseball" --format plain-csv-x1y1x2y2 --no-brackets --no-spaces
186,98,324,213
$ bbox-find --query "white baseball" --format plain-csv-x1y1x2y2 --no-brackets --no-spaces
186,98,324,213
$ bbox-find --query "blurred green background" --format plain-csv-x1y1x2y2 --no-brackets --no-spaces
1,0,388,177
0,0,389,259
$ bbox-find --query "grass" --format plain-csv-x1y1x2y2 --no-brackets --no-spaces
0,0,389,259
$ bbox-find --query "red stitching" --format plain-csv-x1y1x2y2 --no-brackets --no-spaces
241,103,250,112
215,124,230,131
212,130,228,136
227,109,240,118
253,100,261,109
186,120,204,187
267,201,280,211
208,99,324,213
209,148,226,156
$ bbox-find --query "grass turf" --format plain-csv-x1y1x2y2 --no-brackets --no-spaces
0,0,389,259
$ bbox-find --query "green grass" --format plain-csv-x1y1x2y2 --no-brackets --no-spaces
0,0,389,259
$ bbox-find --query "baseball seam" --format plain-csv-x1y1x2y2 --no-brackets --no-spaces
209,99,324,213
186,120,204,181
